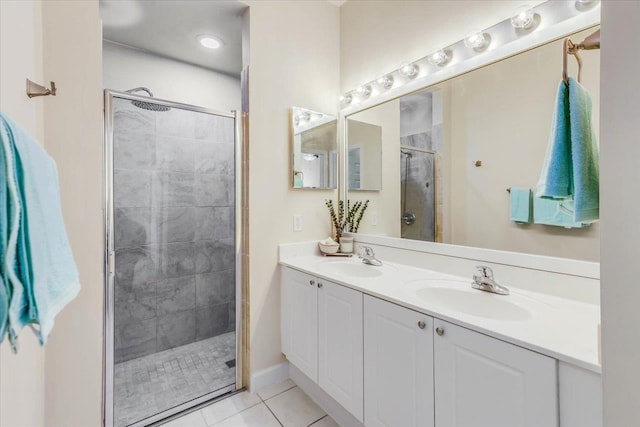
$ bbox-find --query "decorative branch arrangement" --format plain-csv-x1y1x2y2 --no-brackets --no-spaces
325,199,370,241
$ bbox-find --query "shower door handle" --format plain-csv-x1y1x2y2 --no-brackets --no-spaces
108,250,115,277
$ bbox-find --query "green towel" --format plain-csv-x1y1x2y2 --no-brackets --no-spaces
510,188,532,224
536,78,599,223
533,197,591,228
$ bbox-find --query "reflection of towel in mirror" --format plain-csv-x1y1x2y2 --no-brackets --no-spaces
509,188,532,224
533,197,591,229
0,112,80,349
536,77,599,222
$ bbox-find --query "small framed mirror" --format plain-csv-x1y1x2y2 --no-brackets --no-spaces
291,107,337,189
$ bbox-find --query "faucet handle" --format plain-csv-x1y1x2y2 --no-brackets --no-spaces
358,245,374,258
476,266,494,279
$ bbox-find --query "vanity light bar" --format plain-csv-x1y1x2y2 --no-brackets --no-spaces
339,1,598,107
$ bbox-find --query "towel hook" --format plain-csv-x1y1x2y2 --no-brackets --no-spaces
563,38,583,85
26,78,57,98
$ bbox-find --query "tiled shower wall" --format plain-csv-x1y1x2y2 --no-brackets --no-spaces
112,99,236,363
400,133,436,242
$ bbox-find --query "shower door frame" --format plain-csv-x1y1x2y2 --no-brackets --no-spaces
102,90,244,427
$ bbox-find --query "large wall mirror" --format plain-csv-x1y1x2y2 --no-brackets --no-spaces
291,107,338,189
345,26,600,262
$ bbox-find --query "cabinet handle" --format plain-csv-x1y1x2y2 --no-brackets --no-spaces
309,280,315,286
417,320,426,330
317,282,323,288
436,327,445,336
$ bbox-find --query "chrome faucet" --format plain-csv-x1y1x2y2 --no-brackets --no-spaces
358,246,383,266
472,266,509,295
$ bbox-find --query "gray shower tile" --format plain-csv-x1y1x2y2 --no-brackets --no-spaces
152,207,196,243
194,239,235,274
115,208,151,249
195,142,234,175
114,169,151,208
114,100,156,134
155,275,194,294
151,171,195,207
213,115,236,144
195,174,234,207
161,242,196,279
228,303,236,332
196,303,230,340
157,310,196,351
156,108,197,139
195,269,235,307
114,247,161,297
157,277,196,316
115,317,157,362
156,136,196,172
195,207,234,240
114,132,156,170
115,296,157,323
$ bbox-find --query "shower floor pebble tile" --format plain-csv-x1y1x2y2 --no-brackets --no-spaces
162,380,337,427
115,332,236,427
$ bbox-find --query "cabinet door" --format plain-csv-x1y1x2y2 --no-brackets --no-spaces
434,319,558,427
281,267,318,382
318,279,364,422
364,296,434,427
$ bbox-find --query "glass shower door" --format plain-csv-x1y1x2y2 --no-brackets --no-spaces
106,92,238,427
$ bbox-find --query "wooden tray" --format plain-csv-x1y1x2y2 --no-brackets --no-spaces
321,252,353,257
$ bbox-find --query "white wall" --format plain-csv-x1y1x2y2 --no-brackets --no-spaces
600,2,640,425
0,1,46,426
103,41,241,112
41,1,104,426
244,0,340,380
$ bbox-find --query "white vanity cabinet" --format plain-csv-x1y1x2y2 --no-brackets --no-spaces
281,267,319,382
281,267,364,421
363,295,434,427
318,280,364,421
433,319,558,427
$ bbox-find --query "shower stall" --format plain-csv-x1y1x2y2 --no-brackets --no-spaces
103,89,241,427
400,145,437,242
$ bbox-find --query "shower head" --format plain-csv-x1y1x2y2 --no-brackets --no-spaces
125,87,170,112
401,150,413,158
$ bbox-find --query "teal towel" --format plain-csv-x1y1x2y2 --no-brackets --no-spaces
0,123,11,343
509,188,532,224
0,113,80,346
536,78,599,222
533,197,590,228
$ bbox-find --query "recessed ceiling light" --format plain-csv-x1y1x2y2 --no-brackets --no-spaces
199,35,223,49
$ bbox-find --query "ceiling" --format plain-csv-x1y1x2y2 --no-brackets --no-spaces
100,0,246,77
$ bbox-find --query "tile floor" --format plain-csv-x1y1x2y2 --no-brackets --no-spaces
161,379,339,427
115,332,236,427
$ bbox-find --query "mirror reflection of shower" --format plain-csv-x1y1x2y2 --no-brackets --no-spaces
399,89,442,242
401,150,416,226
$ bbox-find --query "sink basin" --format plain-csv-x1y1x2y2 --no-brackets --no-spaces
410,280,532,321
316,261,391,278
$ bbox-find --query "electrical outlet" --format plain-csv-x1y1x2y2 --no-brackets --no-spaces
371,212,378,226
293,214,303,232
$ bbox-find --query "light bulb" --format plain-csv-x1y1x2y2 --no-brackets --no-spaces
356,84,372,98
198,35,223,49
339,94,353,105
510,6,535,29
376,74,394,90
302,153,319,162
399,62,419,79
464,30,489,50
427,49,450,67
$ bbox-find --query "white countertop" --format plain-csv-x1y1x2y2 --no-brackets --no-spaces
280,255,601,374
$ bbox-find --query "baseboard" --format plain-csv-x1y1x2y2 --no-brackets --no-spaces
289,364,364,427
249,361,290,392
